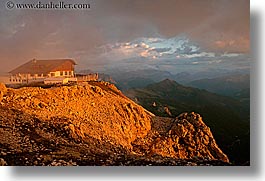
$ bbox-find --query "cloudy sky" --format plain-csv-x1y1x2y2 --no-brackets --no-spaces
0,0,249,72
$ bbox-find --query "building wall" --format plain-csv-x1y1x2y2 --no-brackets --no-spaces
48,71,60,77
44,78,69,85
9,73,45,84
48,70,74,78
9,71,75,84
8,61,76,84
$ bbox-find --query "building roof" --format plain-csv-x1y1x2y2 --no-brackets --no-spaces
9,59,76,75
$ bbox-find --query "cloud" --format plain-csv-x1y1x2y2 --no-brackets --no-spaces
181,52,216,59
221,53,243,57
208,59,223,64
94,35,244,65
0,0,249,72
214,37,249,53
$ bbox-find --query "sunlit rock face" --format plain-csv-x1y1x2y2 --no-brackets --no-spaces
0,82,229,166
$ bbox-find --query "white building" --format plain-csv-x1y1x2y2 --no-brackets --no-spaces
8,59,77,84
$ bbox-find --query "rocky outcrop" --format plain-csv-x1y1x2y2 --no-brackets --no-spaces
133,112,229,163
0,82,229,166
0,83,7,102
1,82,152,149
0,158,7,166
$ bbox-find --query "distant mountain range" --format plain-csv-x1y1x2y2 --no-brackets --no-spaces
124,79,250,165
106,67,250,91
187,74,250,98
110,69,172,90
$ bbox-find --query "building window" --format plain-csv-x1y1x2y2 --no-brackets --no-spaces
51,73,55,77
60,71,64,76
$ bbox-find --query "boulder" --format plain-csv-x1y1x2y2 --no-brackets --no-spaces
0,83,7,101
0,158,7,166
133,113,230,163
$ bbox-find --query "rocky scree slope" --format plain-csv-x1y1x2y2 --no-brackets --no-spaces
133,113,229,163
0,82,229,166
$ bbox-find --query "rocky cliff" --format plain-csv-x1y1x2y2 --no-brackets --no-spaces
0,83,7,101
0,82,229,166
133,113,229,163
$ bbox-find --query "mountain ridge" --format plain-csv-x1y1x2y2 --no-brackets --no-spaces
187,74,250,98
124,79,250,165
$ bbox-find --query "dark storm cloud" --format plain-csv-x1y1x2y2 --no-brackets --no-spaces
0,0,249,72
95,0,249,52
150,48,172,53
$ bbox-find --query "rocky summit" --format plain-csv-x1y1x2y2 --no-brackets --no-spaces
133,113,229,163
0,82,229,166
